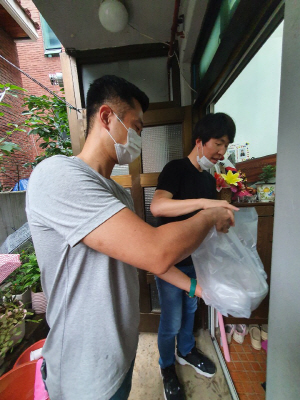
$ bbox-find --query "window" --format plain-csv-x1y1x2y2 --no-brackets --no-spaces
214,22,284,159
40,14,61,56
198,0,240,80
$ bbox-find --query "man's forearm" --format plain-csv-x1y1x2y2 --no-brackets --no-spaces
151,197,239,218
82,206,232,276
151,197,204,217
154,208,219,272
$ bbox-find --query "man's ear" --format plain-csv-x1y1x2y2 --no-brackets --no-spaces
99,105,113,128
195,138,202,148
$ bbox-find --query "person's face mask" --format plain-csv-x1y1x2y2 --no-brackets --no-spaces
106,112,142,165
196,142,215,171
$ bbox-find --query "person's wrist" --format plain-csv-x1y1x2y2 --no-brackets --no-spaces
186,278,197,298
201,208,217,228
195,284,202,298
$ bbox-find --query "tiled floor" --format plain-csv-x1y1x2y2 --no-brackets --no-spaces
218,331,267,400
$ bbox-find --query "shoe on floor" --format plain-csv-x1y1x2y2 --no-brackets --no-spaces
160,364,185,400
261,324,268,341
233,324,248,344
249,325,261,350
176,346,216,378
225,324,235,344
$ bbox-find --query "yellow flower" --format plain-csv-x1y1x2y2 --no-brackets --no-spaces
221,170,243,186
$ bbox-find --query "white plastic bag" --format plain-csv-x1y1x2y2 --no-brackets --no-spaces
231,207,267,279
191,208,268,318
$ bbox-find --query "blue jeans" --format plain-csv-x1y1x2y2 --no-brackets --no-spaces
110,358,135,400
156,265,197,369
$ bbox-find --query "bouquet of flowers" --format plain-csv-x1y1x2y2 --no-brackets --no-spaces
215,167,253,201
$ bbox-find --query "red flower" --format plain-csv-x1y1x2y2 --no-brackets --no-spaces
214,173,230,192
225,166,237,173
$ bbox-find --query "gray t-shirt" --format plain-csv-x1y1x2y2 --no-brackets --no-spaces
26,155,140,400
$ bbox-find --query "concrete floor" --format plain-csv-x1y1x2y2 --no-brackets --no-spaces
129,330,232,400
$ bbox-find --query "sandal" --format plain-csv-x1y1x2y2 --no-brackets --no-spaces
249,324,261,350
261,324,268,341
233,324,248,344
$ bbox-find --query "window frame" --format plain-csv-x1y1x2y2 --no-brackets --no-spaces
40,14,62,56
192,0,284,113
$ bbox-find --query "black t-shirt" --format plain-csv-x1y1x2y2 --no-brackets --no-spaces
156,157,217,266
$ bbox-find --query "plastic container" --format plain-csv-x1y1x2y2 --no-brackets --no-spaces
0,361,37,400
14,339,46,368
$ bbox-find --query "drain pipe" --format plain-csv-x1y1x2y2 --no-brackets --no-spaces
167,0,181,99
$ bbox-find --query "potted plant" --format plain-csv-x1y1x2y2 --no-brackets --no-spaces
2,264,31,306
255,165,276,202
1,247,38,307
20,251,47,314
0,295,27,366
215,168,252,202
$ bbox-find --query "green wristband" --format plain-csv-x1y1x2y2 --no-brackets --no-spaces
188,278,197,298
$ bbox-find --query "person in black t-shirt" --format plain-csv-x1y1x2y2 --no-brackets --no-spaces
150,113,238,400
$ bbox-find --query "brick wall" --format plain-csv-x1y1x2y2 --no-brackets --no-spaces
0,27,35,190
0,0,64,190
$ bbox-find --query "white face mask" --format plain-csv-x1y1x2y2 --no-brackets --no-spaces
106,112,142,165
196,143,215,171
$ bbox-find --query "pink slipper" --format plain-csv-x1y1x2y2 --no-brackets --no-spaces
233,324,248,344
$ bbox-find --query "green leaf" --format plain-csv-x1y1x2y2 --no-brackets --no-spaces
0,102,12,108
0,142,21,152
7,84,27,92
2,87,73,166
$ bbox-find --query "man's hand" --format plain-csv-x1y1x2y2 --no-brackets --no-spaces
215,207,235,232
203,207,235,233
201,199,239,212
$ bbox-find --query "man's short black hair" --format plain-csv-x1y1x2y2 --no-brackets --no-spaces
86,75,149,136
192,113,236,146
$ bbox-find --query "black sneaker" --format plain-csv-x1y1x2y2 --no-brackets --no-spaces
160,364,185,400
176,346,216,378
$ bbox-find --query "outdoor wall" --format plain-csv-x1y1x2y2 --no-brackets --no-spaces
0,27,36,190
0,0,65,190
16,0,63,97
215,22,283,159
266,1,300,399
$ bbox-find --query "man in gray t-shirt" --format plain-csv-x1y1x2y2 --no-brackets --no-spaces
26,75,234,400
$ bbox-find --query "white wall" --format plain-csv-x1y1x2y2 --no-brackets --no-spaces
81,57,169,104
266,1,300,399
215,23,283,159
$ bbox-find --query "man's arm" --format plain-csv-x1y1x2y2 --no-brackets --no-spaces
150,189,239,218
82,206,233,275
156,266,202,297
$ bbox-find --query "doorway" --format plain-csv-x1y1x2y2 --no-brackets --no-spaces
111,106,193,332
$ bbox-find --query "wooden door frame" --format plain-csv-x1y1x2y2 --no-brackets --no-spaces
137,106,193,332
